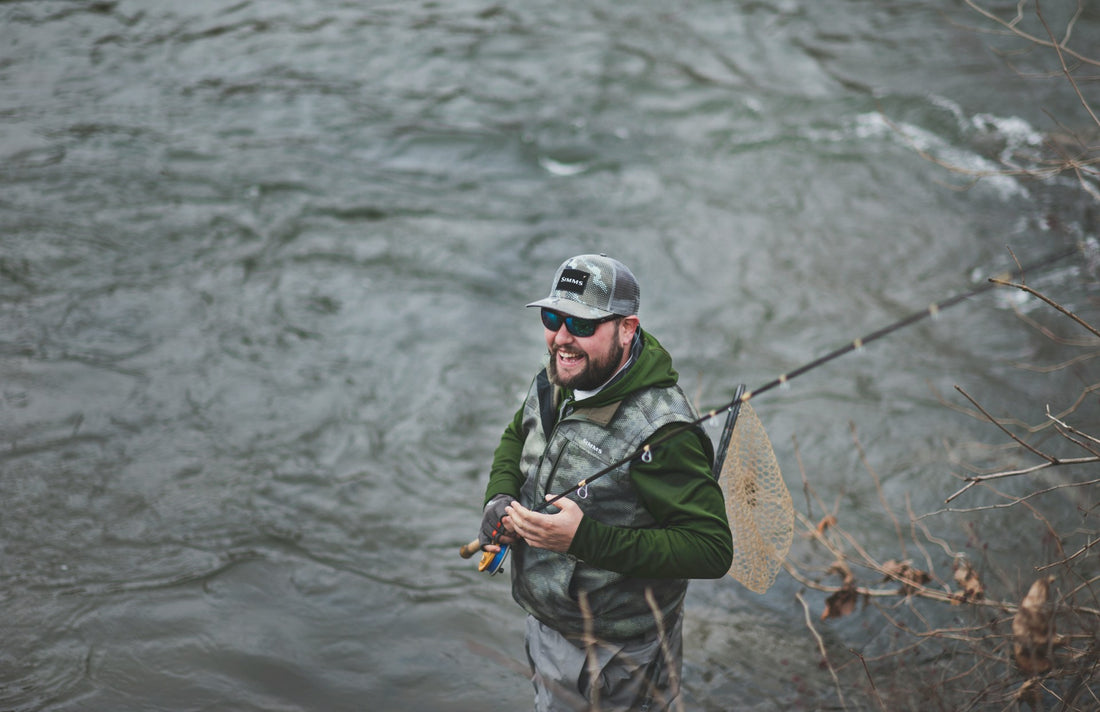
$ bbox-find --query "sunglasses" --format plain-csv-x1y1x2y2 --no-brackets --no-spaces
540,308,619,337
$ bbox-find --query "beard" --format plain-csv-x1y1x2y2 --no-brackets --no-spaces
548,336,625,391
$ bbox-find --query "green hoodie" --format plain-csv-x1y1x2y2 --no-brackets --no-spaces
484,328,733,580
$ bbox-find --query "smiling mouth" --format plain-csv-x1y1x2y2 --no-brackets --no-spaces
555,348,585,367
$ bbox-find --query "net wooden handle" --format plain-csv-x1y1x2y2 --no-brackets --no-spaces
459,538,482,558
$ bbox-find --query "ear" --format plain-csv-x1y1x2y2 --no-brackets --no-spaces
619,315,639,346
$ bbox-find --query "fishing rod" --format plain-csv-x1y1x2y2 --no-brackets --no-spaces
459,246,1078,565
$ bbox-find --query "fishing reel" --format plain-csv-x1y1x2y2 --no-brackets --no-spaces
459,538,510,575
477,544,509,576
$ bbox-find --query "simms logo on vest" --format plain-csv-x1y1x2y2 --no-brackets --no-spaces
555,269,589,295
580,438,603,455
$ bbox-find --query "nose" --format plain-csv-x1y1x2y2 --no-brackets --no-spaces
550,324,575,345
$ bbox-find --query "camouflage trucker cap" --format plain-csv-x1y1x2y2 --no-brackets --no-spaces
526,254,640,319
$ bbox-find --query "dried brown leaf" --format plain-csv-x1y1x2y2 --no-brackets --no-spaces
821,581,859,621
826,559,854,585
816,514,837,535
952,558,985,605
881,559,931,594
1013,575,1056,676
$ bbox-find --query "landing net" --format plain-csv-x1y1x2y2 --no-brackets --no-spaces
717,401,793,594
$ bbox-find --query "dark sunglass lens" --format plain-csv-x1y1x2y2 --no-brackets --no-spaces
566,317,597,337
541,309,563,331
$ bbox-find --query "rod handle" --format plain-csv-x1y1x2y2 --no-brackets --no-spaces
459,538,482,559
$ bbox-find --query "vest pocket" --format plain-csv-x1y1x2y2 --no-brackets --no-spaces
544,430,624,503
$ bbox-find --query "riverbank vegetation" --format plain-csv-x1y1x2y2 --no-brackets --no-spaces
786,265,1098,708
785,3,1100,709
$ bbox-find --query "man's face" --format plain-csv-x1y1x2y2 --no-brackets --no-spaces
544,313,636,391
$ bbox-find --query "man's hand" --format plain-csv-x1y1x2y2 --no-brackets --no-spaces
479,494,517,551
506,495,583,553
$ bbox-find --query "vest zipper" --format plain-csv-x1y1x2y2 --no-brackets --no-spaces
538,395,574,499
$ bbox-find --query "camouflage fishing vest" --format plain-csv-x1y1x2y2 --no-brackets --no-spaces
510,371,698,642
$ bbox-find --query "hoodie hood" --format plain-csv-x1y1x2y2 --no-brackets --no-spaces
566,328,679,408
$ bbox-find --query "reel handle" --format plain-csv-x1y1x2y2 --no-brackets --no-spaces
459,538,482,559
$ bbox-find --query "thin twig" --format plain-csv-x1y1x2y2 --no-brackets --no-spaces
1038,535,1100,572
1047,408,1100,451
796,591,848,711
929,380,1100,435
579,591,602,712
644,587,683,712
851,649,889,712
925,475,1100,516
905,494,940,584
991,278,1100,339
954,385,1057,463
850,421,906,557
962,0,1100,68
945,456,1099,504
790,511,1001,609
1035,0,1100,130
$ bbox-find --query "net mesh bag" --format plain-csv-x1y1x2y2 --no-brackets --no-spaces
718,401,793,594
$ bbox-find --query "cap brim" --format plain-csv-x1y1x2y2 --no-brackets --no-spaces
526,297,613,320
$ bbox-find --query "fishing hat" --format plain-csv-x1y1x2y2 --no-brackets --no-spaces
526,254,640,319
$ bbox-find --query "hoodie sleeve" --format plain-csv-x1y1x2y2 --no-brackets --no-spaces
483,403,527,506
567,424,733,579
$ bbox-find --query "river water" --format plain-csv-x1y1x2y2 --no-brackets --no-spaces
2,2,1097,711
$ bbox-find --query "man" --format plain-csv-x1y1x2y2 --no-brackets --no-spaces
478,254,733,711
